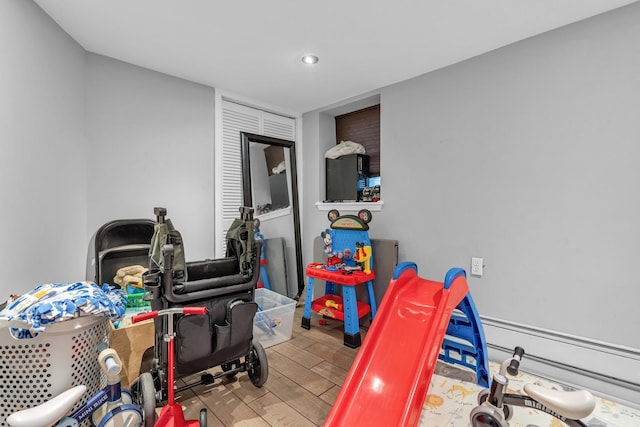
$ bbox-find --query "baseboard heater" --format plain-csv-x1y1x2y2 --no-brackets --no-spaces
481,316,640,409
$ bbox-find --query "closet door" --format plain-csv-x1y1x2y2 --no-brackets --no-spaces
217,100,295,256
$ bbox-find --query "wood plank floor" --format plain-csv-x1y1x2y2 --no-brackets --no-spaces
153,302,640,427
174,303,365,427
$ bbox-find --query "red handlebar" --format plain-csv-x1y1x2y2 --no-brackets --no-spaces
131,306,207,324
131,311,158,323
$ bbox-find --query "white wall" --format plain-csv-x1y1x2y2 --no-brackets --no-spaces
382,4,640,349
0,0,87,301
0,2,218,303
303,2,640,350
85,54,216,261
303,5,640,403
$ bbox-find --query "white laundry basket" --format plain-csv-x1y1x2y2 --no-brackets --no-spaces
0,315,109,426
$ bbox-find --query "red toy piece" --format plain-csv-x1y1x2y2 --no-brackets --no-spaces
325,255,343,268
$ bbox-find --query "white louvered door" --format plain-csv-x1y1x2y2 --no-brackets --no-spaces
216,100,295,256
262,111,296,140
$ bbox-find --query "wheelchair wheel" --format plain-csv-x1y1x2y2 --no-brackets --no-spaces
469,405,508,427
199,408,207,427
139,346,155,375
247,342,268,387
133,372,157,427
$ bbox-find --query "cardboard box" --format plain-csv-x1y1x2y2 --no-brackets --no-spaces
253,288,296,348
109,314,155,388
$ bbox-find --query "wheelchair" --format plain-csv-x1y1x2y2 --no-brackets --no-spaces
131,207,268,426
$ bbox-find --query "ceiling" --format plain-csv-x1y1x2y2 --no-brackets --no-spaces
34,0,638,114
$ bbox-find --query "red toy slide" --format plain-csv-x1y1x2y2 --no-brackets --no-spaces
324,264,470,427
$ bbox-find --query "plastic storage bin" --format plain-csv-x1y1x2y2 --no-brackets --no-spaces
253,288,296,348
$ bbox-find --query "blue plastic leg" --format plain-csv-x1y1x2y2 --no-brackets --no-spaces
366,280,377,320
260,265,271,290
341,286,362,348
342,286,360,336
325,280,336,296
302,277,315,328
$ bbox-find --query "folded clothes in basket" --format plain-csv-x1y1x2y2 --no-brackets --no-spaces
0,281,127,337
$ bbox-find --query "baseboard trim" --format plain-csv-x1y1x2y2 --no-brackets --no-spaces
481,316,640,409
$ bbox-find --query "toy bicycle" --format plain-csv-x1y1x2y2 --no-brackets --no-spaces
470,346,596,427
131,307,208,427
7,343,143,427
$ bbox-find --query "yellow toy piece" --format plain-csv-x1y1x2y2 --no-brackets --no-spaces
325,299,343,311
354,245,372,274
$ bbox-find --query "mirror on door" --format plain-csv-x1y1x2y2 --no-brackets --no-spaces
240,132,303,300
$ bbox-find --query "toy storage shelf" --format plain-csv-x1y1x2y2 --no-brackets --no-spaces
315,201,384,212
311,294,371,322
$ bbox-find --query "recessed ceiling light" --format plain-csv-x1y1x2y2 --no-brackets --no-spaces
301,55,319,65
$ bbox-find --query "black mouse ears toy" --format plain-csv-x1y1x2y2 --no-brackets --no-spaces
357,209,372,224
321,228,331,239
327,208,372,224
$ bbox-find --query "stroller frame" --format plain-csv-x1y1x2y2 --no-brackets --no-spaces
134,207,268,414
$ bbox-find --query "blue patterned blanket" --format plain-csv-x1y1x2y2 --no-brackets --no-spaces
0,281,127,338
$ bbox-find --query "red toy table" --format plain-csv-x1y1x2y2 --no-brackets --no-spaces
301,263,377,348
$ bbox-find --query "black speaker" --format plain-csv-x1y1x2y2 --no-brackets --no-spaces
326,154,369,201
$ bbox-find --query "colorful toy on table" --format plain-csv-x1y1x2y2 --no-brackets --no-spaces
326,248,361,271
318,210,373,274
321,228,333,255
341,248,358,268
354,241,372,274
324,255,344,271
321,239,362,273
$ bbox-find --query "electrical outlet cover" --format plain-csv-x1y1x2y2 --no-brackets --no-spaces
471,257,483,276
